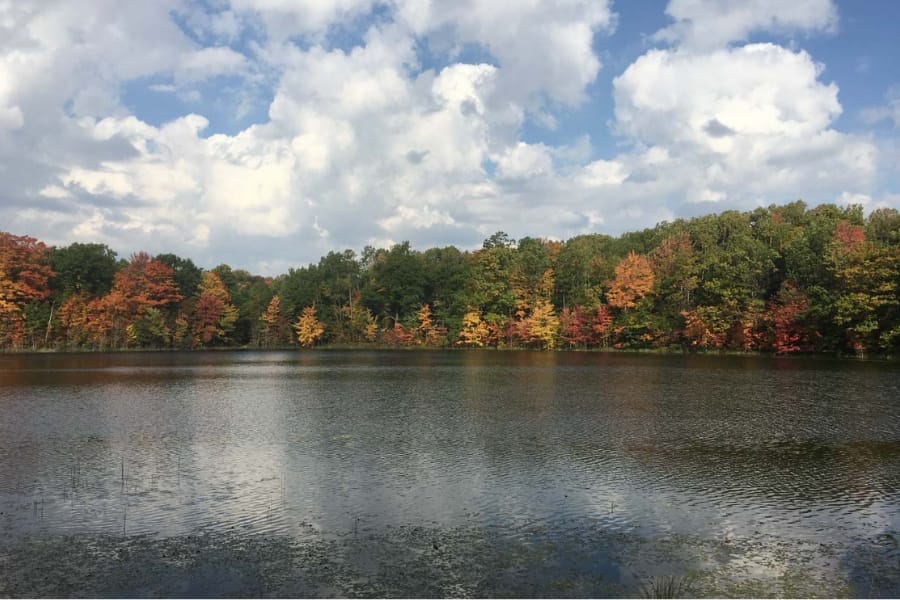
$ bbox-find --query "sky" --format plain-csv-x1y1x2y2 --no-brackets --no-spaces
1,0,899,274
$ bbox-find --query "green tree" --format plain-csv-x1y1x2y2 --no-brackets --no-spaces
831,240,899,354
155,253,203,298
648,231,698,337
421,245,470,330
465,239,517,320
555,234,615,308
866,207,900,246
212,264,271,345
368,242,425,324
50,242,118,297
130,307,171,347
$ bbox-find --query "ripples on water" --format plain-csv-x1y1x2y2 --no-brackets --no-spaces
1,350,899,595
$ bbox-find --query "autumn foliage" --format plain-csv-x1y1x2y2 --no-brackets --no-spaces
607,252,655,311
0,233,53,348
192,272,238,346
260,295,289,347
2,201,899,355
457,310,490,347
294,306,325,348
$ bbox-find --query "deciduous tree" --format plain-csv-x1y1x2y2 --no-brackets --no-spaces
681,306,729,350
526,299,559,350
50,243,117,297
192,272,239,346
457,309,490,347
294,306,325,348
0,233,54,348
260,294,289,347
559,305,590,348
110,252,182,319
607,252,655,311
764,282,810,354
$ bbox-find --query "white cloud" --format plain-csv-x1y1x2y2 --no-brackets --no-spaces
611,43,875,208
176,47,249,83
656,0,838,50
495,143,554,181
861,85,900,128
838,191,872,207
0,0,894,275
394,0,615,107
379,205,456,232
577,159,627,187
614,44,840,147
230,0,378,42
0,104,23,130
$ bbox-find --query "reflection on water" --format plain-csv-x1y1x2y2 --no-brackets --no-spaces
1,350,899,595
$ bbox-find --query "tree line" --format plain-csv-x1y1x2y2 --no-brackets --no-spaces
1,201,898,355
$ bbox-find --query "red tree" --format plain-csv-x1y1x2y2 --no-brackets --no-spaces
765,282,810,354
590,304,614,347
88,252,182,348
559,305,590,348
111,252,182,314
0,233,54,348
833,220,866,253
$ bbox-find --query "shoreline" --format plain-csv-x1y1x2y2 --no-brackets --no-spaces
1,344,894,361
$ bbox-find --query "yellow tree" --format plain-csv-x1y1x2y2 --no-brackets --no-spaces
457,309,490,347
527,298,559,349
363,314,378,342
607,251,655,311
415,303,433,345
191,271,238,347
415,303,447,346
509,266,557,346
260,294,288,347
294,306,325,348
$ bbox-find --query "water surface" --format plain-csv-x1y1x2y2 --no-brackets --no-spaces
1,351,898,596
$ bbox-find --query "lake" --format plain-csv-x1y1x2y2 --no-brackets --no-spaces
1,350,898,597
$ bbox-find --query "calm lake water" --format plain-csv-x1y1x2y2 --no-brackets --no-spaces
1,350,899,596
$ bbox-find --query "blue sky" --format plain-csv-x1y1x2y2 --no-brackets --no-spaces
1,0,898,274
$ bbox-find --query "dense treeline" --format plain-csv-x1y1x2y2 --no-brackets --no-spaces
1,201,899,355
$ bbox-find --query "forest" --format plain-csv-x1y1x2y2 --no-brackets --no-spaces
1,201,898,355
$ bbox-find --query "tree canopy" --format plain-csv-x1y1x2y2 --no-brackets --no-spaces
2,202,898,355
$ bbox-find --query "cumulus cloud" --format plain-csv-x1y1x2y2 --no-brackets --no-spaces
495,143,555,181
608,21,875,214
230,0,378,42
1,0,618,269
0,0,892,274
655,0,838,50
393,0,615,107
861,85,900,128
614,45,841,146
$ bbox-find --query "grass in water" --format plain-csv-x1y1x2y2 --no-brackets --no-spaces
639,574,696,598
